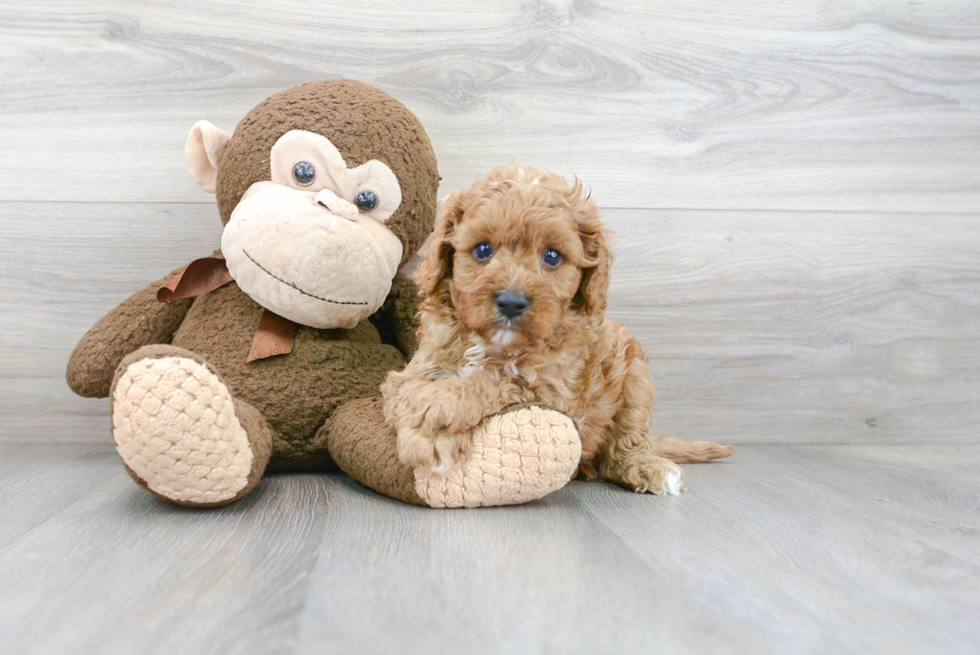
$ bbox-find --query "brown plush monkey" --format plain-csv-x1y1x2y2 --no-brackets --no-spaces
66,80,580,508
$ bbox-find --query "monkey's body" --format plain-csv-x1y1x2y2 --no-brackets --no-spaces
68,265,415,503
170,279,406,468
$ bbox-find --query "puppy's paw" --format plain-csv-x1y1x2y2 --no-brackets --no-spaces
397,427,472,474
615,457,686,496
416,395,486,438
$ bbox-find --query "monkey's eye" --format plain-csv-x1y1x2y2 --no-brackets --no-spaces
542,248,563,268
354,190,379,212
473,242,494,262
292,162,316,187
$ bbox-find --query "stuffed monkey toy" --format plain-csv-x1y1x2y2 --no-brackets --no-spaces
66,80,580,508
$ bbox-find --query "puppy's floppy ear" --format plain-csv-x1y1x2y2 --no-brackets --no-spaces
570,182,612,317
415,189,466,299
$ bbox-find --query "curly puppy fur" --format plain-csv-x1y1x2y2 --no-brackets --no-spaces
382,165,734,495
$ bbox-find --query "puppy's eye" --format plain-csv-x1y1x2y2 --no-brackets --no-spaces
473,242,494,262
354,190,379,212
292,161,316,187
542,248,563,268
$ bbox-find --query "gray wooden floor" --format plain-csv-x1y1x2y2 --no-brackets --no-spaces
2,0,979,653
1,441,978,654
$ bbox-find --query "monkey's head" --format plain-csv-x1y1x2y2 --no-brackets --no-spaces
184,80,439,329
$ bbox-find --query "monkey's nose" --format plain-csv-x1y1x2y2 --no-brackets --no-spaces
494,290,529,320
315,188,358,221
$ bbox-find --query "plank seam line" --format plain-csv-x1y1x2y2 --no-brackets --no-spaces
0,200,976,217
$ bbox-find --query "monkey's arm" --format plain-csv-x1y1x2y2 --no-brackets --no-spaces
66,268,194,398
373,273,423,359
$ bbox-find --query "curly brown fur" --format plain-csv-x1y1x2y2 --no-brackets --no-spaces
382,165,735,493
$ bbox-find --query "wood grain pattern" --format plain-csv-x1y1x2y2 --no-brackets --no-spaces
0,1,978,210
0,441,977,654
0,443,332,655
3,202,976,445
605,209,980,445
2,3,979,651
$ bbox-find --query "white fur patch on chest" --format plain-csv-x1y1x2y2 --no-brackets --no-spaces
459,342,488,378
455,336,532,382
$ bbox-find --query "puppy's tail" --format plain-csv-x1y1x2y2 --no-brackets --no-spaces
650,436,736,463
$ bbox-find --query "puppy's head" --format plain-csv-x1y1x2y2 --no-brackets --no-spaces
416,165,611,348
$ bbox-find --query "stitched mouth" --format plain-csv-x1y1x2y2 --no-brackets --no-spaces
241,249,368,306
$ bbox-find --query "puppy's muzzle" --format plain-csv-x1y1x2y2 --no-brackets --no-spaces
494,289,529,320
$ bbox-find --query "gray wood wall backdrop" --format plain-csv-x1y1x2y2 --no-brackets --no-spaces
1,0,978,446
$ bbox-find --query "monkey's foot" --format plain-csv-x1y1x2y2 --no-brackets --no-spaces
414,406,582,508
110,346,271,506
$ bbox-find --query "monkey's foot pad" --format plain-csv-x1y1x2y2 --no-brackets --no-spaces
415,407,582,508
112,356,254,505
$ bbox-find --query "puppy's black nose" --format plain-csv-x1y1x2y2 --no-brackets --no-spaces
494,290,529,320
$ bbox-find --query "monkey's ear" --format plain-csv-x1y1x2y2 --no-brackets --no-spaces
184,120,232,194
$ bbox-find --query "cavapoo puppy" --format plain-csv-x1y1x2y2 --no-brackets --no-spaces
382,165,734,495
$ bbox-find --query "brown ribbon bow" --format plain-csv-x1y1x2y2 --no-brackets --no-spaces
158,257,298,362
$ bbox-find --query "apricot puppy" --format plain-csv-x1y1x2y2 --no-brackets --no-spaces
382,166,734,494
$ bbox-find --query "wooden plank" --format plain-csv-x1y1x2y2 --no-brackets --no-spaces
0,441,333,655
0,202,223,380
0,1,978,211
604,208,980,445
297,476,696,654
575,443,980,655
2,202,977,445
0,201,222,442
0,442,977,654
